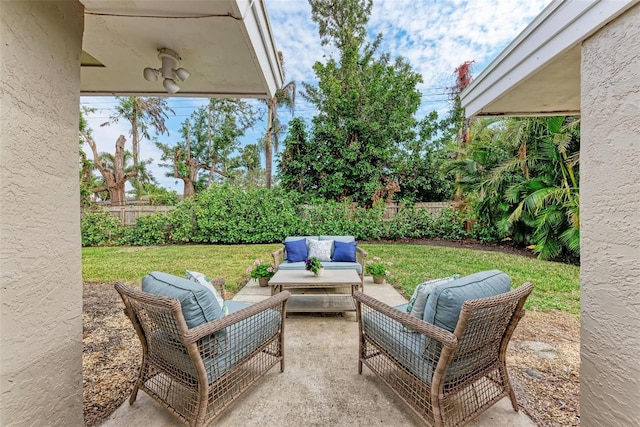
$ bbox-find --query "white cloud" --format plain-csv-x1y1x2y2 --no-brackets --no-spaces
81,0,552,193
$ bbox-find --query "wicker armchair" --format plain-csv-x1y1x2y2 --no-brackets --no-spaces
115,281,290,427
354,282,533,427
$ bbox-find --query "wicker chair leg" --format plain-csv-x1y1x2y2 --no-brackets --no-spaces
129,361,146,405
280,342,285,372
501,364,519,411
129,382,140,405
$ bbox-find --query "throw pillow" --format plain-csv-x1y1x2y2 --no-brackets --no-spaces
142,271,223,328
407,275,459,320
423,270,511,331
186,270,228,316
332,240,357,262
307,239,333,262
284,238,308,263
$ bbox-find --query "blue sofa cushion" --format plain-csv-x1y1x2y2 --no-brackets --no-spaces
142,271,223,329
332,240,357,262
320,235,354,257
423,270,511,332
277,261,362,275
284,238,308,263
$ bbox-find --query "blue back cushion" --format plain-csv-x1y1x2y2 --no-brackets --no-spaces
320,235,354,257
423,270,511,332
332,240,357,262
142,271,223,329
284,238,308,263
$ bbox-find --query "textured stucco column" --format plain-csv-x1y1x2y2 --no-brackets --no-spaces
1,1,84,425
580,4,640,425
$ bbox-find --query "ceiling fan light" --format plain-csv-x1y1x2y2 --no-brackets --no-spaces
143,67,158,82
175,68,190,82
163,78,181,94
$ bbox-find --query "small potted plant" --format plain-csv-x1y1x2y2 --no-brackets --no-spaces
246,259,275,287
365,256,392,284
305,256,324,276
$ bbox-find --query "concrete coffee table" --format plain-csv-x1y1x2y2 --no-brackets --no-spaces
269,269,361,314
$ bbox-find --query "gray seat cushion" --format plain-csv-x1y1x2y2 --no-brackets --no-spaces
423,270,511,332
142,271,223,328
203,309,281,383
225,300,250,314
152,308,281,384
362,311,432,383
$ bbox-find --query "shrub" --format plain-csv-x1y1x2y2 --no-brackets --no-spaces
81,210,123,246
80,187,491,247
432,207,466,240
122,213,170,246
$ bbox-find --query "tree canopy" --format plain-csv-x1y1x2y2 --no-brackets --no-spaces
155,98,258,197
278,0,449,205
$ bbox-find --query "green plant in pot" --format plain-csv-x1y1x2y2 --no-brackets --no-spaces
247,259,275,287
305,256,324,276
366,256,392,284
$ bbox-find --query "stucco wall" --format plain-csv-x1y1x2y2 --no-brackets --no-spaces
580,3,640,425
0,1,84,425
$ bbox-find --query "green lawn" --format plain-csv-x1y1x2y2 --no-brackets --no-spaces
82,243,579,314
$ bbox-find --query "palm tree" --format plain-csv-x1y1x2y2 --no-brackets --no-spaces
103,97,173,170
506,116,580,260
447,116,580,260
264,51,296,188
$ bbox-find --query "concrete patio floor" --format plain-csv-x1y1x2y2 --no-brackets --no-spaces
100,277,535,427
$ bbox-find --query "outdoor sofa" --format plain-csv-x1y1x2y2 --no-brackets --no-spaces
115,271,290,427
354,270,533,427
272,235,367,285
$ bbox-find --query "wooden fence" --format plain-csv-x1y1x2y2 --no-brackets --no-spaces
85,202,456,226
85,206,176,226
383,202,456,219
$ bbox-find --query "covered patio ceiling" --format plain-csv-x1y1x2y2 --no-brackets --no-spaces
80,0,283,98
460,0,634,117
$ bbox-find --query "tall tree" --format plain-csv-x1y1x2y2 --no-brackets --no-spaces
278,117,313,193
156,98,258,197
79,108,100,206
81,97,173,205
287,0,423,204
264,51,296,188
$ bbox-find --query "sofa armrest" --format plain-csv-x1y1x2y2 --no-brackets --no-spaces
272,247,285,270
356,246,367,266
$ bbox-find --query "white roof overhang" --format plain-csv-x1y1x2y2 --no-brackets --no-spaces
460,0,636,117
80,0,284,98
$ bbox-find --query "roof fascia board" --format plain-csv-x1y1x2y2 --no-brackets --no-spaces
234,0,284,98
461,0,636,117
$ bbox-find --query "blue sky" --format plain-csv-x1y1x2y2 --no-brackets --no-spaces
81,0,551,193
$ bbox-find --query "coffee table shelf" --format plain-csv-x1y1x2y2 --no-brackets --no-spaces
269,269,361,314
284,295,356,312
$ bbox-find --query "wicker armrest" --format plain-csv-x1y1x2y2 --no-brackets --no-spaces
185,291,290,344
272,247,285,270
209,277,226,300
356,247,367,270
353,291,457,348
